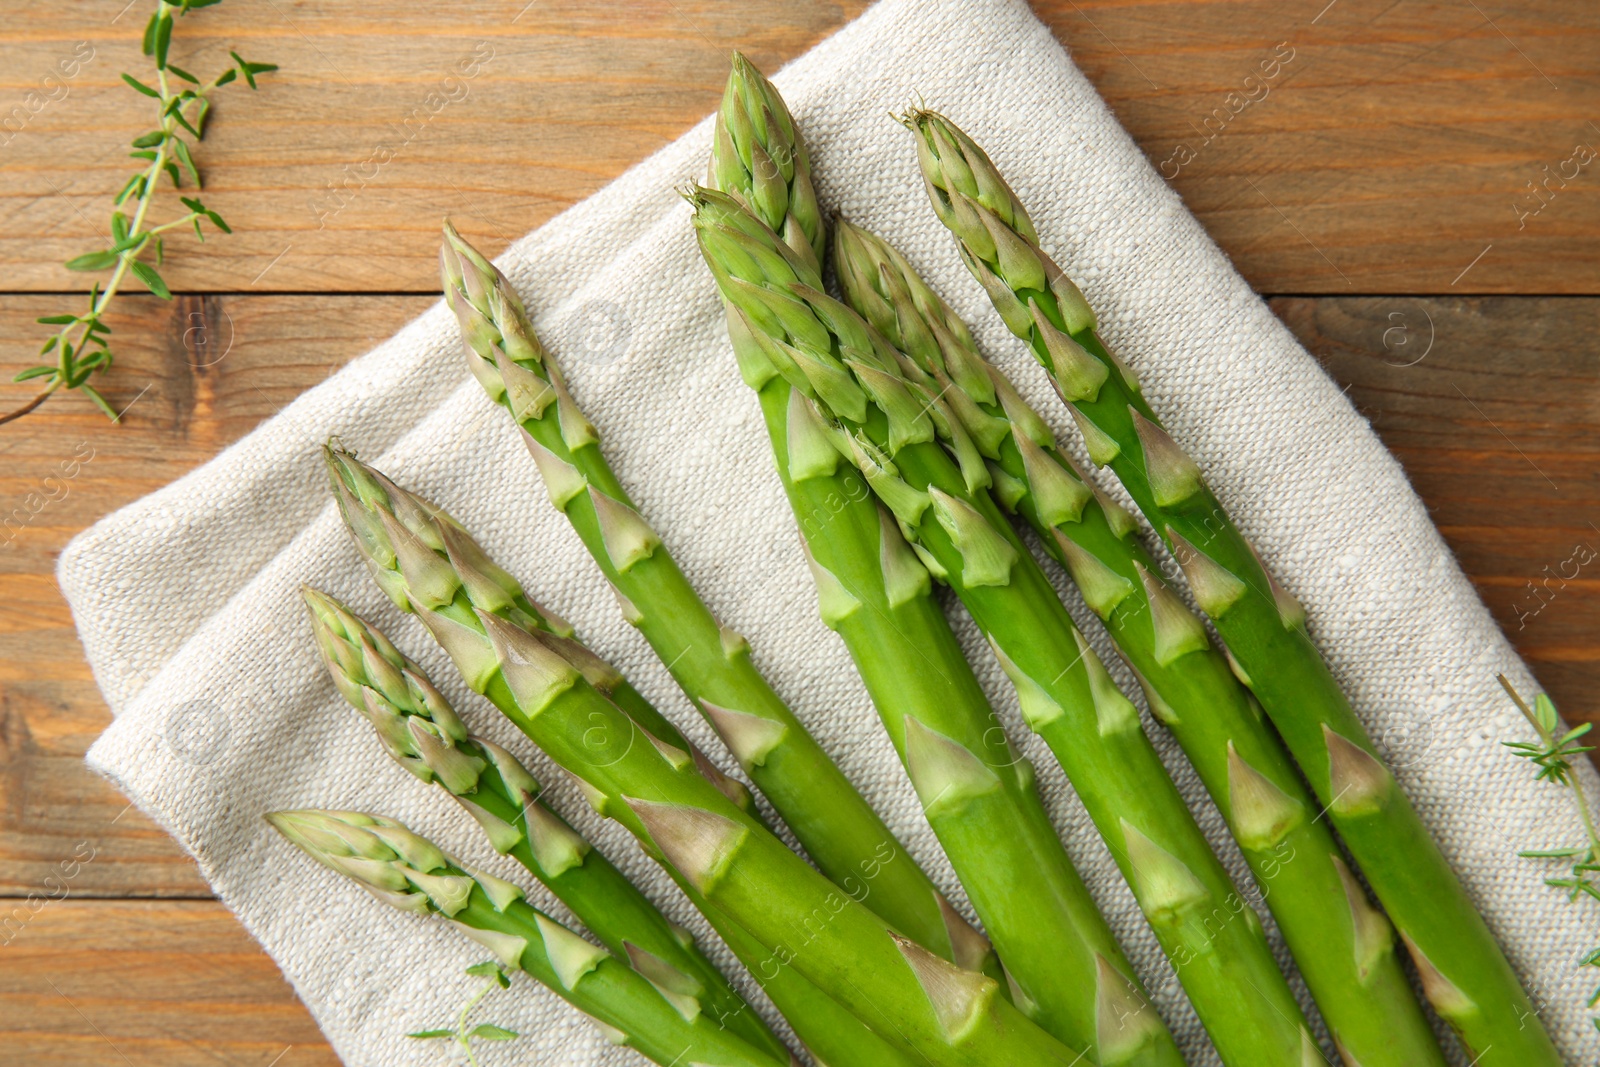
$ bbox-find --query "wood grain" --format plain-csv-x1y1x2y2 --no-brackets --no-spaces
1,1,1596,297
1038,0,1600,293
0,900,336,1066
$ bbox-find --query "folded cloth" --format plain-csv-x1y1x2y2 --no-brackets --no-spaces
65,0,1597,1062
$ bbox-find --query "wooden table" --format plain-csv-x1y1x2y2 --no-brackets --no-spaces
2,1,1595,1062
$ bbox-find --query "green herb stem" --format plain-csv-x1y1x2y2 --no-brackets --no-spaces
2,0,271,426
1500,674,1600,1031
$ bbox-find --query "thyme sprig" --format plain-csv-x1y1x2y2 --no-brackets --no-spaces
2,0,274,427
1500,674,1600,1029
407,960,520,1067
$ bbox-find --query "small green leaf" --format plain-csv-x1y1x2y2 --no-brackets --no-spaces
230,52,276,89
207,210,231,234
192,217,204,241
142,12,160,56
110,212,129,245
121,73,161,98
169,89,198,108
463,961,501,979
167,64,200,85
1536,693,1560,733
129,150,158,161
170,108,200,139
130,260,171,299
79,384,118,421
406,1030,454,1041
154,13,174,69
1520,847,1587,858
468,1024,518,1041
131,130,165,149
66,251,119,272
40,336,58,356
215,68,237,87
173,138,200,187
164,161,181,188
114,174,144,206
36,315,76,326
194,98,211,139
14,366,56,382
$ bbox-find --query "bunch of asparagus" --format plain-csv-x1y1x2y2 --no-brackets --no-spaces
259,52,1563,1067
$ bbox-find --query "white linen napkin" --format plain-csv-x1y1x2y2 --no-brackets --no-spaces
64,0,1598,1062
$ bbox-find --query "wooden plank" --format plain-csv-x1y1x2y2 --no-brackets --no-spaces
1275,295,1600,697
0,899,336,1067
1,1,1596,297
1,290,1595,908
1035,0,1600,293
0,0,871,296
0,293,433,898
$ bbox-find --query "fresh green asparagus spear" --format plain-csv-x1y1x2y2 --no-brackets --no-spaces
439,225,986,978
694,57,1183,1060
833,217,1451,1067
323,449,1089,1067
300,586,790,1059
902,107,1561,1066
266,809,790,1067
691,186,1319,1066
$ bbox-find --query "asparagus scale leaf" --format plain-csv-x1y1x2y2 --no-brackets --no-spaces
266,809,790,1067
903,107,1562,1067
832,218,1451,1067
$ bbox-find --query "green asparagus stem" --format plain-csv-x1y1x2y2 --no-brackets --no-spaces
691,187,1319,1066
266,809,789,1067
832,218,1451,1067
698,68,1184,1056
323,450,1089,1067
902,108,1561,1066
439,225,982,978
300,587,789,1060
